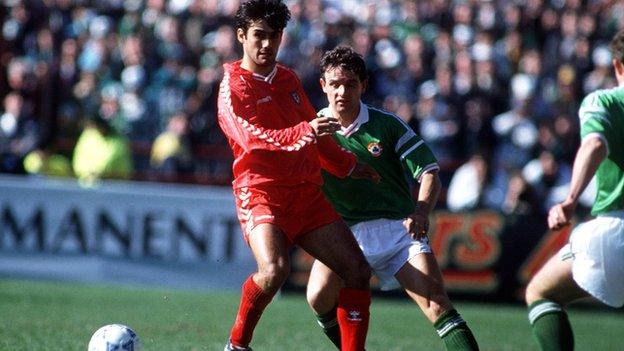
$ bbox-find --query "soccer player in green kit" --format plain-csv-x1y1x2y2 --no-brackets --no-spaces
525,29,624,351
306,46,479,351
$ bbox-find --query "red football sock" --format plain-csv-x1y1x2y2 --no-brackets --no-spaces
337,288,371,351
230,275,273,348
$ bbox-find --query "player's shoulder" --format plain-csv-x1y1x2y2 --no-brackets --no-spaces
276,63,296,76
221,62,249,95
366,104,411,130
581,86,624,111
275,63,301,83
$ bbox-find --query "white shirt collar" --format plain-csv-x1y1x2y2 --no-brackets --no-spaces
320,101,368,137
252,65,278,84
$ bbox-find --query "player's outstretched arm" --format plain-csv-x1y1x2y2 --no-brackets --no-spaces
548,135,607,230
218,73,318,152
316,133,361,179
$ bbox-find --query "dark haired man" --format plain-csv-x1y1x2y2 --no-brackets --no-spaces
525,29,624,351
306,46,479,351
218,2,378,350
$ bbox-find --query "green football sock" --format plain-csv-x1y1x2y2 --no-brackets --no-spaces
434,309,479,351
316,306,341,349
528,299,573,351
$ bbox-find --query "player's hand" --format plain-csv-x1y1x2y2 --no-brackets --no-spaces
404,210,429,239
309,117,341,137
350,163,381,183
547,199,575,231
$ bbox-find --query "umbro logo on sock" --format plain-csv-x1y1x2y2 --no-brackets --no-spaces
348,310,362,322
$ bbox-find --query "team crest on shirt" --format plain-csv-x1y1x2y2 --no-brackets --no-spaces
367,142,383,157
290,91,301,104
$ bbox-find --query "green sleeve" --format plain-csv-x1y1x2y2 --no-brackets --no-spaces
579,92,609,137
389,117,439,181
579,91,612,153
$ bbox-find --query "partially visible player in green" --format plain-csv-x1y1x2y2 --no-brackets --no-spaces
306,46,479,351
525,29,624,351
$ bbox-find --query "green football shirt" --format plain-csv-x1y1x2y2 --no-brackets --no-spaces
578,85,624,215
320,102,439,225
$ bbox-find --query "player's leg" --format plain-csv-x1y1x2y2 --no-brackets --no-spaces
525,254,589,351
227,223,291,350
298,220,372,351
396,252,479,350
306,259,343,349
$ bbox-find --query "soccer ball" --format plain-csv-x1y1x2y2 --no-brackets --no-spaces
88,324,141,351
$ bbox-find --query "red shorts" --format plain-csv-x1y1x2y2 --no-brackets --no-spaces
234,182,341,245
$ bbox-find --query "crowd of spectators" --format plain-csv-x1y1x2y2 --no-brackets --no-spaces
1,0,623,214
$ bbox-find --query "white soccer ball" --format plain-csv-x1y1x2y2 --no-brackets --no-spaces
88,324,141,351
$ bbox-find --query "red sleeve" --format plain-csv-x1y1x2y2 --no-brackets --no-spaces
289,76,357,178
317,135,357,178
217,71,316,152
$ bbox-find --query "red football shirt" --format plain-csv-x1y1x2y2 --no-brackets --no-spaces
217,61,356,189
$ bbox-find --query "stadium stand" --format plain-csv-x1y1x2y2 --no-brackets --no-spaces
1,0,622,212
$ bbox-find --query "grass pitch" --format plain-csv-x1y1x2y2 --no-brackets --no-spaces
0,279,622,350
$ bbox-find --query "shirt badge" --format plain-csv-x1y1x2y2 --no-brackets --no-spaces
367,142,383,157
290,91,301,104
257,96,272,104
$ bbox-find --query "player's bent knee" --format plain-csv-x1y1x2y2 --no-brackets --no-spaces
525,278,545,305
257,263,290,292
422,294,451,322
306,280,321,303
354,259,372,281
305,287,317,307
306,286,327,312
342,259,372,289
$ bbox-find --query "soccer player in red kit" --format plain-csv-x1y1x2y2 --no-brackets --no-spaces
217,1,377,350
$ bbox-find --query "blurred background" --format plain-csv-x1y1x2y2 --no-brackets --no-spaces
1,0,623,300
